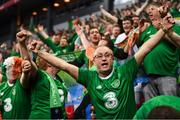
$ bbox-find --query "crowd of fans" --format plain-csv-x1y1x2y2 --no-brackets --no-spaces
0,0,180,119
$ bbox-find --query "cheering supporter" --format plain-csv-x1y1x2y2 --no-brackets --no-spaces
140,3,180,101
29,13,173,119
0,0,180,119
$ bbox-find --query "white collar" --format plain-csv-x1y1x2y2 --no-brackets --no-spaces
7,81,14,87
99,68,114,80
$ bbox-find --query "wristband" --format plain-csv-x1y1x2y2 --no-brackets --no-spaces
160,24,168,33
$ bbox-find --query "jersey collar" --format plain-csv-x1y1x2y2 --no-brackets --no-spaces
99,68,114,80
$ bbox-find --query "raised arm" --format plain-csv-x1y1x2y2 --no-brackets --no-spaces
74,24,91,49
16,30,32,60
36,24,60,53
166,30,180,48
16,30,38,76
20,60,32,88
30,41,79,80
100,5,118,23
135,15,173,65
165,15,180,48
135,0,150,16
36,24,49,39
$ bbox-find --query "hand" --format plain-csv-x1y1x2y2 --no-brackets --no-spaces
37,24,44,32
16,30,31,43
22,60,31,73
74,24,83,36
139,19,150,33
158,5,169,18
99,5,103,10
29,40,40,54
162,14,174,31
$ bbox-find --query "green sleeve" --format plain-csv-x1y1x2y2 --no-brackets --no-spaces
67,33,78,52
119,57,139,82
77,68,91,87
68,33,78,43
67,42,75,52
70,50,85,67
37,33,62,53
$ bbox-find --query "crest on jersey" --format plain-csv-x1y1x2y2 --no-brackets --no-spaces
111,79,120,88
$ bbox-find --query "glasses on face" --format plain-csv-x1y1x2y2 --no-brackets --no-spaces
90,30,99,35
94,52,112,60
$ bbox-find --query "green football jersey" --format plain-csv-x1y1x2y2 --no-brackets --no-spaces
29,70,51,119
0,80,31,119
78,57,139,119
29,70,67,119
139,24,180,76
133,95,180,119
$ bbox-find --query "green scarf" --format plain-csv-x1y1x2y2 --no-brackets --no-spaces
42,71,62,108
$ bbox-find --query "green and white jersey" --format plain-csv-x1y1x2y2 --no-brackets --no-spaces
139,24,180,76
133,95,180,119
29,70,67,119
0,80,31,119
78,57,139,119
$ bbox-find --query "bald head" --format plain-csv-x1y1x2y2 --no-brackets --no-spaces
93,46,113,59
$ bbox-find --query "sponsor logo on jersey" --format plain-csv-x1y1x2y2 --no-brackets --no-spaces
4,98,12,112
103,92,118,109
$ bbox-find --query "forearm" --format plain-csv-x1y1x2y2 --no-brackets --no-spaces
101,8,118,23
99,18,111,26
37,50,78,79
19,43,38,76
167,30,180,48
135,0,149,16
37,33,60,52
79,32,90,49
39,31,49,39
19,42,31,60
20,72,30,89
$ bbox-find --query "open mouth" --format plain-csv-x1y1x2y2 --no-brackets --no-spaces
93,36,98,40
101,63,108,67
149,14,153,19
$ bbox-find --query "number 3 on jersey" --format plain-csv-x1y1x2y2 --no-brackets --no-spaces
103,92,118,109
4,98,12,112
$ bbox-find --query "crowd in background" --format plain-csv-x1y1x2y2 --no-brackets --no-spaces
0,0,180,119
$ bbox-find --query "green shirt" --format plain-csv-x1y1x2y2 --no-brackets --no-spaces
0,80,31,119
133,95,180,119
37,33,77,55
78,57,138,119
139,24,180,76
29,70,67,119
